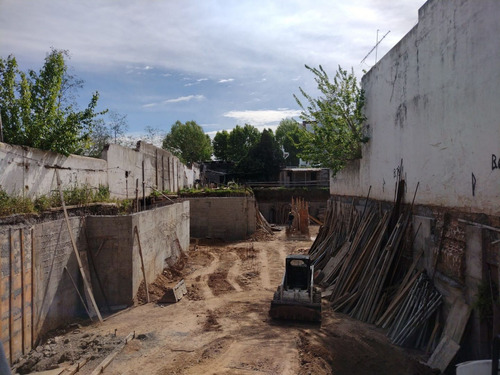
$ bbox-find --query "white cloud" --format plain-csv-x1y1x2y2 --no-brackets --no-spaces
223,109,301,126
163,95,205,104
142,95,205,107
0,0,423,78
0,0,424,133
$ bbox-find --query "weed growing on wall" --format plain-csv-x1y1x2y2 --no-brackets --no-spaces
179,184,252,197
0,188,35,216
0,185,113,217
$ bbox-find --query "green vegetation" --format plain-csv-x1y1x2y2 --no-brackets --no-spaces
212,124,284,182
0,49,106,155
0,185,114,217
0,189,35,216
150,188,173,198
275,118,302,167
162,120,212,164
294,65,368,175
179,183,252,197
473,280,498,320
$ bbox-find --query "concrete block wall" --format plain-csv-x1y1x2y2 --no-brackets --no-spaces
188,197,256,240
86,201,190,307
103,142,200,200
85,215,134,307
0,202,190,365
131,201,189,296
32,217,87,338
0,142,108,198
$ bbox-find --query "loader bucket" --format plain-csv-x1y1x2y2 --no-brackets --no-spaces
269,300,321,322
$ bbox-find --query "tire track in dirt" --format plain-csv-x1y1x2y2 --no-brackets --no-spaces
265,239,286,288
191,250,219,300
256,243,272,289
225,250,243,293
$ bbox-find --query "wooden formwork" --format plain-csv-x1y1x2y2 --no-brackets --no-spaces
0,227,34,365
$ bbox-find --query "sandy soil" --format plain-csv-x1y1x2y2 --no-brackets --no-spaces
15,226,435,375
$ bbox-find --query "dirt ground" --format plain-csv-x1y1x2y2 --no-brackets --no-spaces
14,226,436,375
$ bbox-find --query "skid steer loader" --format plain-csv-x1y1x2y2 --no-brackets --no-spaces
269,254,321,322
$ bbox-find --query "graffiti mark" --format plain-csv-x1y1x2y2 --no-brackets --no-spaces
393,166,402,179
472,173,476,196
493,154,498,170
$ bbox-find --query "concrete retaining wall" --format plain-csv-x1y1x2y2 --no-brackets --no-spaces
86,201,190,307
0,143,108,198
0,201,189,364
0,141,201,200
86,201,189,307
188,197,256,240
102,142,200,200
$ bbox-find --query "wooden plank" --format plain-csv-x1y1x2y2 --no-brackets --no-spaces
309,214,323,226
20,229,26,355
89,332,135,375
134,226,150,303
30,228,34,349
443,298,471,343
60,356,89,374
426,335,460,372
55,170,103,323
376,270,422,327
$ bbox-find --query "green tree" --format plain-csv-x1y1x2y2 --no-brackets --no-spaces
227,124,260,163
162,120,212,164
294,65,367,174
212,130,230,161
275,118,302,166
0,49,105,155
238,129,284,181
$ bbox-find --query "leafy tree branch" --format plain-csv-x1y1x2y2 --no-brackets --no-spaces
294,65,367,174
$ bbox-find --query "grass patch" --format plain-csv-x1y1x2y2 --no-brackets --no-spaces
0,185,116,218
179,183,252,197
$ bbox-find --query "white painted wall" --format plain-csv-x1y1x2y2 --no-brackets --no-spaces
331,0,500,216
0,142,107,198
0,141,200,200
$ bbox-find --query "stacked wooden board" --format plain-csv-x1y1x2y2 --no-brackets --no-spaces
310,184,442,350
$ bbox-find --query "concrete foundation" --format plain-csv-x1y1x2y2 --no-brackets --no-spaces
0,201,189,364
187,197,256,241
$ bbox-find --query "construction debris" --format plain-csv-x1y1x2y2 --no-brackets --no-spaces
287,197,310,238
256,209,274,236
159,279,188,303
310,178,442,351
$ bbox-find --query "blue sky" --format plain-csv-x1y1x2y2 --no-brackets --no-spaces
0,0,425,138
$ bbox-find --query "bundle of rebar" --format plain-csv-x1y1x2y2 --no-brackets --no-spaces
383,272,442,347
